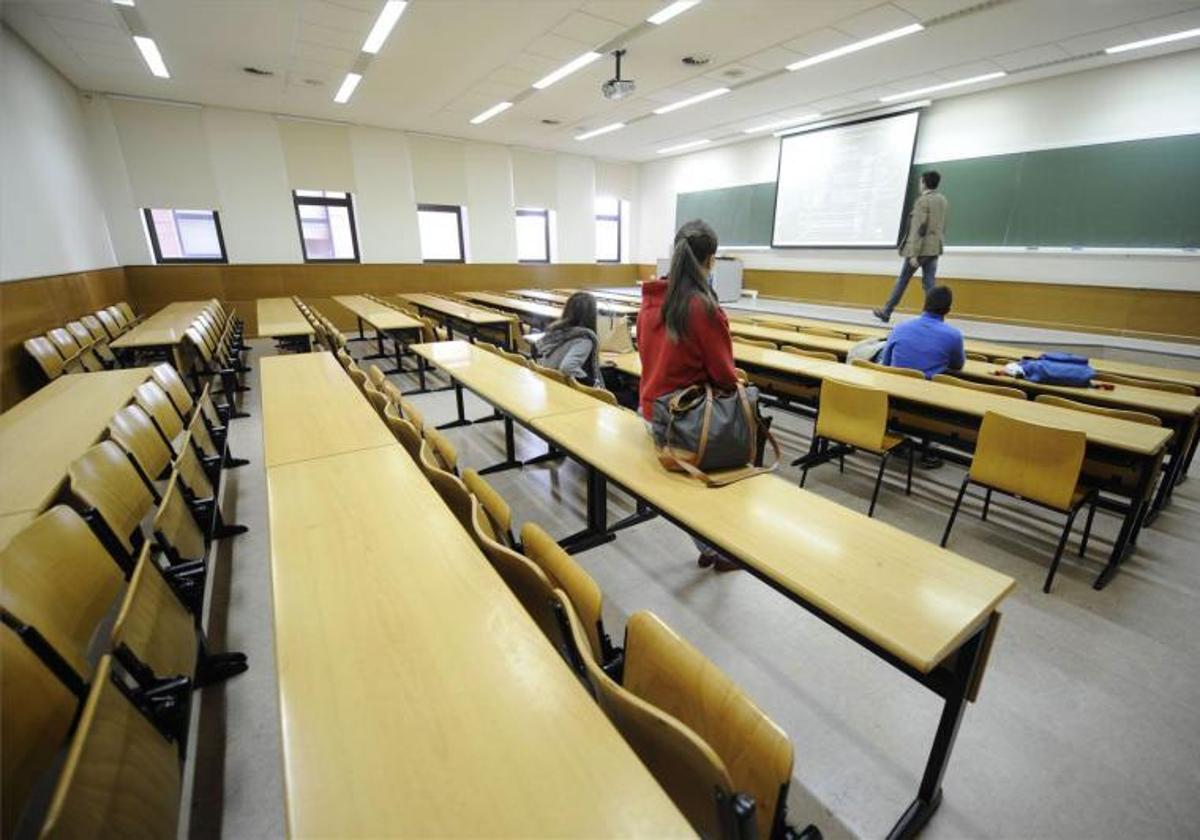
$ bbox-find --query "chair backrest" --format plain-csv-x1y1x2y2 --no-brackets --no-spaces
67,441,154,558
425,428,457,474
363,383,390,416
469,501,569,655
173,432,215,501
116,302,138,323
110,544,198,680
80,314,110,343
623,611,794,840
134,381,185,447
851,358,924,378
150,364,195,419
1,623,79,837
64,321,96,350
424,467,478,537
971,411,1087,510
781,346,838,362
532,363,571,386
738,338,777,350
572,380,619,406
1033,394,1162,426
95,308,123,339
0,506,125,679
105,305,129,329
335,349,353,369
108,405,173,485
24,336,69,380
800,326,847,339
816,379,890,451
152,474,207,565
367,364,387,389
476,341,500,355
347,365,368,391
520,522,606,663
932,374,1026,400
383,404,423,461
965,351,990,361
1093,372,1195,395
499,349,530,368
461,469,513,546
39,655,182,840
381,379,404,405
562,601,737,839
187,407,220,460
46,327,83,359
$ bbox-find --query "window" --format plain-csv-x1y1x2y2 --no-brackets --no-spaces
595,197,621,262
417,204,466,263
143,208,227,263
293,190,360,262
516,208,550,263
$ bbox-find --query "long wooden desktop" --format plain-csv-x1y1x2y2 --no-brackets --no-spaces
413,342,1015,839
397,293,515,347
332,295,424,375
256,298,314,350
110,301,211,368
260,356,688,837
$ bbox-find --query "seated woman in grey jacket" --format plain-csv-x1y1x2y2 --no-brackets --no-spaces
534,291,600,385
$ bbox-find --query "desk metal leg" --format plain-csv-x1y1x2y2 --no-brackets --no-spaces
437,383,473,429
350,316,368,342
560,465,616,554
478,416,524,475
363,326,389,360
1094,451,1159,589
887,614,995,840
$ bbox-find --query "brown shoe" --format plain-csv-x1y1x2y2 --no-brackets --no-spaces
712,555,740,573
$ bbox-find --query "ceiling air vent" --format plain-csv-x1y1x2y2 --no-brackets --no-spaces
243,66,274,76
541,118,562,125
682,54,711,66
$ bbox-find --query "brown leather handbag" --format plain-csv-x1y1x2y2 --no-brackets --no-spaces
651,382,780,486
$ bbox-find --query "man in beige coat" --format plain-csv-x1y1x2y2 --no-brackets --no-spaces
874,170,948,322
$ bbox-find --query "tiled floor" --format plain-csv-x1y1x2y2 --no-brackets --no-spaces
194,335,1200,839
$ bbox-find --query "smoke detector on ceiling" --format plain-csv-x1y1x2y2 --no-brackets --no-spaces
682,54,711,66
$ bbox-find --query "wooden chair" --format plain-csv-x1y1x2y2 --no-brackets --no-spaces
398,398,424,431
134,380,186,453
1,622,79,837
1033,394,1160,426
381,379,404,405
24,336,78,382
424,428,458,474
108,405,173,494
1092,372,1195,395
150,364,195,420
67,441,154,570
0,505,125,680
801,379,912,517
335,349,354,370
468,500,573,659
367,364,387,390
476,341,501,355
500,349,531,368
94,308,125,340
941,411,1095,593
781,346,838,362
423,466,478,536
571,380,619,406
462,469,515,546
80,313,113,345
851,358,924,378
932,374,1027,400
347,364,369,392
737,338,778,350
966,351,990,362
38,655,182,840
520,522,619,671
799,326,847,339
116,301,142,326
67,320,117,367
532,362,572,386
362,382,389,416
383,404,423,462
47,327,104,372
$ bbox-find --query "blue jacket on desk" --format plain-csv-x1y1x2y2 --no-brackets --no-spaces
880,286,965,379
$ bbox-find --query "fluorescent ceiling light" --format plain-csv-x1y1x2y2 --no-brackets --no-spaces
111,0,135,6
653,87,729,115
362,0,408,54
1105,26,1200,54
743,113,820,133
334,72,362,103
132,35,169,78
647,1,700,25
657,139,710,154
533,51,603,90
575,122,626,141
879,71,1005,102
470,101,513,124
787,23,923,71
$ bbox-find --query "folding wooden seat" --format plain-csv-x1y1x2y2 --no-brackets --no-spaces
798,326,847,339
363,382,390,416
850,358,924,378
94,308,125,340
781,346,838,362
424,428,458,474
347,364,369,392
531,362,571,386
38,655,183,839
46,327,104,371
173,430,246,541
367,364,387,390
67,441,155,571
423,464,477,536
104,305,130,331
134,380,186,454
462,468,515,547
931,374,1027,399
116,301,143,326
738,337,778,350
108,405,173,497
381,379,404,405
571,380,619,406
1,622,79,837
398,398,424,432
941,411,1096,593
799,379,914,517
67,319,117,366
24,336,78,382
1093,372,1194,394
383,404,423,462
0,505,125,682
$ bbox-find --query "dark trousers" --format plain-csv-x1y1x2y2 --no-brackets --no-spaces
882,256,938,317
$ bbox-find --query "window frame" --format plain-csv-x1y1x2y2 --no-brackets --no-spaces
595,199,622,263
417,203,467,264
143,208,228,265
515,207,551,264
292,190,361,263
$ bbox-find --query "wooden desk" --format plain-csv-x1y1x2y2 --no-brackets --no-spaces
530,404,1012,838
257,298,314,347
0,368,151,517
729,311,890,340
513,289,570,305
458,292,562,328
398,293,515,347
110,301,210,368
729,322,859,358
332,295,424,375
267,444,688,837
259,353,394,469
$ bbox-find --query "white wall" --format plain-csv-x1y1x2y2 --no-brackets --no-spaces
1,27,117,281
636,50,1200,291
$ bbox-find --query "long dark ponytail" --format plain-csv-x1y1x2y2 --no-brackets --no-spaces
663,219,719,342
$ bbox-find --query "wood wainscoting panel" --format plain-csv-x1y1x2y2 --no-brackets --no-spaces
0,267,130,409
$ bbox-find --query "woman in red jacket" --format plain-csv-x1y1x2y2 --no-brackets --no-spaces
638,218,739,572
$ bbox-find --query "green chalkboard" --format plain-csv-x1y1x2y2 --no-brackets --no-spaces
675,182,776,246
677,133,1200,249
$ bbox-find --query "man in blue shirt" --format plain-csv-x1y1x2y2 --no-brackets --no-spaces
880,285,965,379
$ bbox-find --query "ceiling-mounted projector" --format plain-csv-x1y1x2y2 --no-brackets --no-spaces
602,49,635,100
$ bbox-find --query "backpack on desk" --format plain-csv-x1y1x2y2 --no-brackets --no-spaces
1018,352,1095,386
